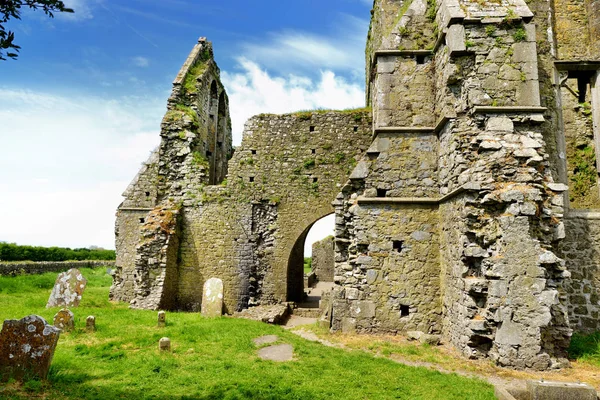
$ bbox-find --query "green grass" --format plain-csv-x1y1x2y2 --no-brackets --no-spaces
569,332,600,366
303,257,312,274
0,270,496,399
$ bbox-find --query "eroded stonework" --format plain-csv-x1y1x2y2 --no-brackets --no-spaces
113,0,600,371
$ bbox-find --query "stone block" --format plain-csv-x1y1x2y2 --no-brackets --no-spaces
53,309,74,332
446,25,466,54
201,277,223,317
46,268,87,308
159,337,171,352
407,331,424,341
158,311,166,327
86,316,96,332
0,315,60,381
486,117,514,132
419,334,441,346
526,380,597,400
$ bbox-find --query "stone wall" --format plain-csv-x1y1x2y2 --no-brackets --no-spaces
110,38,232,303
312,236,334,282
560,213,600,334
0,260,114,276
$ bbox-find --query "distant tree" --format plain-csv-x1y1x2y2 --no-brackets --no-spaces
0,0,74,60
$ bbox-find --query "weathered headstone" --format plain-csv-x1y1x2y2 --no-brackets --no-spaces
0,315,60,381
157,311,166,327
53,309,74,332
86,316,96,332
46,268,87,308
201,278,223,317
159,337,171,352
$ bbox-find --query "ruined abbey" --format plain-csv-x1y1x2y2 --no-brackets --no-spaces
110,0,600,370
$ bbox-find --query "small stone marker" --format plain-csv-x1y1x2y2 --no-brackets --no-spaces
46,268,87,308
86,316,96,332
159,337,171,352
253,335,278,346
201,278,223,317
53,309,74,332
0,315,61,381
157,311,166,327
526,380,597,400
257,344,294,362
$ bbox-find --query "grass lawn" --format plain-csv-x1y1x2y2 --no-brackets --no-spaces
0,269,497,399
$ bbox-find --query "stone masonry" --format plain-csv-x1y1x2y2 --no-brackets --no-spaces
312,236,335,282
113,0,600,370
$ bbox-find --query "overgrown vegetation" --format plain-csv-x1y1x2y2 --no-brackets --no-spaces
0,270,497,399
0,243,115,262
191,151,210,168
569,332,600,367
513,27,526,42
182,48,211,94
569,144,598,204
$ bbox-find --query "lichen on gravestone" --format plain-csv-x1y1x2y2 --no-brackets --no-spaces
0,315,60,381
46,268,87,308
53,309,74,332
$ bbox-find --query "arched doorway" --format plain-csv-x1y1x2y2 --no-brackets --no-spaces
286,213,334,304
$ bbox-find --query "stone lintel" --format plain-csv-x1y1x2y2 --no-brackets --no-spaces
374,49,433,58
357,186,469,205
473,106,547,114
118,207,154,212
373,127,435,138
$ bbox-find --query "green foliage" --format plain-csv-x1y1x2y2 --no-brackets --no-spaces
303,158,316,169
465,40,475,49
570,145,598,202
191,151,209,168
398,26,410,36
0,270,497,400
485,25,496,37
426,0,437,22
569,332,600,366
513,27,526,42
581,102,593,116
334,153,346,164
182,51,211,94
0,243,115,262
303,257,312,274
1,0,74,60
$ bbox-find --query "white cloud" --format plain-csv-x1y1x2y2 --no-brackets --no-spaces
131,56,149,68
240,14,369,78
59,0,94,21
222,59,365,145
0,88,162,249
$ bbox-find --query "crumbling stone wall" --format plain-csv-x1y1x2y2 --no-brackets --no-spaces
311,236,334,282
111,38,232,303
175,112,373,312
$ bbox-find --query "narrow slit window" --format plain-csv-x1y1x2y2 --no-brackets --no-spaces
393,240,403,252
251,149,257,155
377,188,387,197
416,55,426,64
313,177,318,183
249,176,255,182
139,218,145,224
217,141,222,148
311,149,316,154
145,191,150,197
206,150,212,157
400,305,410,318
310,126,315,132
354,126,358,132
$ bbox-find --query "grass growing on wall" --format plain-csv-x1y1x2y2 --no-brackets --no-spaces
0,270,497,400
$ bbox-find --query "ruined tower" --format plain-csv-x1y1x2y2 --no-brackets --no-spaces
113,0,600,370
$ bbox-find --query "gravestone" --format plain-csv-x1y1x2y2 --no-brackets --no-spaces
0,315,60,381
159,337,171,352
257,344,294,362
53,309,74,332
86,316,96,332
158,311,166,327
201,278,223,317
46,268,87,308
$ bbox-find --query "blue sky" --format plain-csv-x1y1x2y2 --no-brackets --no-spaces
0,0,371,250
